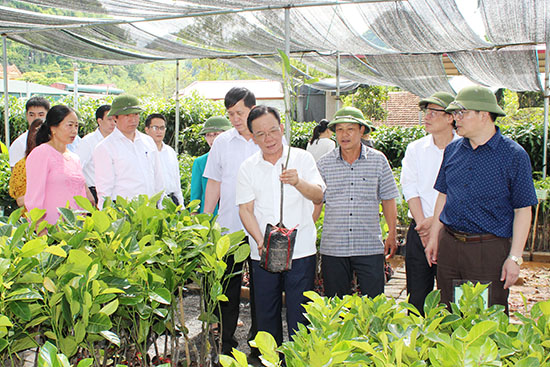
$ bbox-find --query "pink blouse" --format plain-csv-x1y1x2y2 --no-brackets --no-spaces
25,143,86,225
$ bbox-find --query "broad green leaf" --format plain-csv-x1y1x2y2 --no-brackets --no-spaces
38,341,58,367
0,258,10,276
100,288,125,295
232,349,249,366
6,288,42,300
233,243,250,263
87,313,112,333
74,321,86,343
74,195,94,212
43,277,57,293
0,315,13,327
100,330,120,346
76,359,94,367
59,336,77,358
28,208,46,223
462,320,498,343
20,238,47,258
216,235,230,260
99,299,119,316
0,339,8,352
44,245,67,258
91,211,111,233
8,302,31,322
149,288,171,305
18,272,43,284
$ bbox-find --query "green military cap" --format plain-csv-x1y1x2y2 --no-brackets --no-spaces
446,86,505,116
419,92,455,109
108,94,143,117
199,116,232,135
328,106,374,133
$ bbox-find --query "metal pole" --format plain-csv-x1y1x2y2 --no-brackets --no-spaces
73,62,79,110
284,7,291,144
336,51,341,110
2,35,9,147
175,60,180,154
543,40,549,179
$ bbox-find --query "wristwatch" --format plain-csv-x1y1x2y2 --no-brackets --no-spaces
508,255,523,266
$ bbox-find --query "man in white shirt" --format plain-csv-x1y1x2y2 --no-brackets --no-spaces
9,96,50,167
400,92,457,314
237,105,325,346
76,104,116,203
94,94,163,208
203,87,258,355
144,113,184,206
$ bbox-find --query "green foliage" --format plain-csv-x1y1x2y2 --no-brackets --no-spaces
341,86,390,121
0,196,248,366
371,125,427,169
222,283,550,367
0,154,17,214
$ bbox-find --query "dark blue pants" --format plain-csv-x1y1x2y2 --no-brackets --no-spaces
405,221,436,315
251,255,316,346
322,254,384,298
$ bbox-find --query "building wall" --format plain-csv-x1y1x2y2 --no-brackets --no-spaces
375,91,422,127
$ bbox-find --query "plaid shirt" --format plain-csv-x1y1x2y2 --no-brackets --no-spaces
317,145,399,257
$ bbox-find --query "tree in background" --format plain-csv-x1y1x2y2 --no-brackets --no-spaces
341,86,390,121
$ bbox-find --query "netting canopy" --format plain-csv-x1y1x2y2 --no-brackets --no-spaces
1,0,549,95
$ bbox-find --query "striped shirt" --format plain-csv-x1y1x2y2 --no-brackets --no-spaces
317,145,399,257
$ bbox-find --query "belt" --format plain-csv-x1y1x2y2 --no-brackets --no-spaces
444,225,499,243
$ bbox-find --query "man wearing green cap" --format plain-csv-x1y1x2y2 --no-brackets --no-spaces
401,92,458,314
94,94,163,208
317,106,399,298
425,86,538,312
190,116,232,214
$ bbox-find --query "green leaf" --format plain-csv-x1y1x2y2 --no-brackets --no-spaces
18,272,43,284
43,277,57,293
92,211,111,233
462,320,498,343
0,315,13,327
100,330,120,346
74,321,86,343
74,195,95,212
20,238,47,258
76,359,94,367
87,313,112,333
0,339,8,353
99,299,119,316
28,208,46,223
149,288,171,305
233,244,250,264
38,341,58,367
216,235,230,260
59,336,77,358
44,245,67,258
9,302,31,322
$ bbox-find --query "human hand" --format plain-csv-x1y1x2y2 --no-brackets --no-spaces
415,216,433,238
424,238,438,266
384,233,397,258
501,258,520,289
280,168,300,186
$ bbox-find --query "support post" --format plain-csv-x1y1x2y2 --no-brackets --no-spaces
73,62,79,111
2,35,9,147
284,7,291,144
336,51,341,111
543,40,549,179
175,60,180,154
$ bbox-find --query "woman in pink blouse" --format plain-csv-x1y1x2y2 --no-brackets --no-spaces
25,105,93,225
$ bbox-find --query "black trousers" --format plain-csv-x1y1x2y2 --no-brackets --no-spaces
322,253,384,298
405,220,436,315
219,246,258,354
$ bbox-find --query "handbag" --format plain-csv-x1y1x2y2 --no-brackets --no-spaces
260,146,298,273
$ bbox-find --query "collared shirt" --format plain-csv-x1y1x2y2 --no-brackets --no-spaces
434,127,538,237
76,129,105,187
9,131,28,167
94,128,164,208
236,146,326,261
204,128,259,233
190,152,218,215
158,142,184,206
401,133,460,218
306,138,336,162
317,144,399,257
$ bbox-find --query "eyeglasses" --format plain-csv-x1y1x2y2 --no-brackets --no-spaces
451,110,477,119
149,126,166,131
421,107,447,116
253,128,282,141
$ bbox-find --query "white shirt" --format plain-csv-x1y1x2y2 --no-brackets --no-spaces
236,146,326,261
94,128,164,208
204,128,260,234
76,129,105,187
158,142,184,206
9,131,28,167
401,133,459,218
306,138,336,162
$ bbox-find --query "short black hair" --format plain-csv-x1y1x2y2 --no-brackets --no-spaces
95,105,111,121
225,87,256,109
246,105,280,133
145,113,166,128
25,96,50,112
